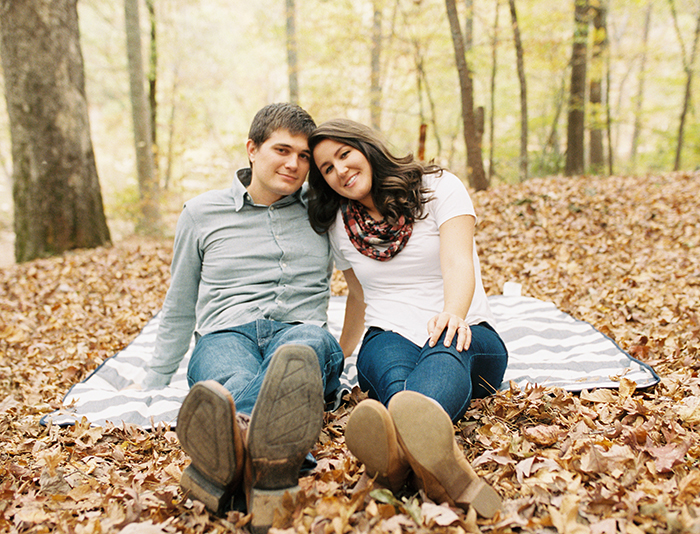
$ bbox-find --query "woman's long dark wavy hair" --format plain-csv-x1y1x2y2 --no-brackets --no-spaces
307,118,442,234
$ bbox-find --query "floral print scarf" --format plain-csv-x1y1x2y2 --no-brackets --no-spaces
340,200,412,261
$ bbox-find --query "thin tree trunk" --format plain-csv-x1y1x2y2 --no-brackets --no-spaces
606,39,613,176
509,0,528,181
164,67,179,191
416,48,443,156
124,0,160,234
631,3,652,171
370,0,382,130
146,0,157,169
542,73,567,169
285,0,299,105
669,0,700,171
0,0,111,261
565,0,589,176
445,0,488,190
465,0,474,51
488,1,499,181
588,2,606,174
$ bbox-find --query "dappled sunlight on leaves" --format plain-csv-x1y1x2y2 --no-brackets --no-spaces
1,172,699,532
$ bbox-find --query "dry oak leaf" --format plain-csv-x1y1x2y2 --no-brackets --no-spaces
643,440,691,473
515,457,562,484
580,389,617,404
472,448,515,468
13,504,52,528
548,494,591,534
578,444,635,476
678,469,700,502
675,395,700,425
420,501,461,527
523,424,563,446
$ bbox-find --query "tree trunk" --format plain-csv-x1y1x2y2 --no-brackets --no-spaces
0,0,111,262
509,0,528,182
588,2,606,174
488,1,499,181
413,42,443,156
146,0,158,170
285,0,299,105
370,0,382,130
565,0,589,176
445,0,488,191
464,0,474,51
124,0,160,234
631,3,652,171
669,0,700,171
542,73,567,173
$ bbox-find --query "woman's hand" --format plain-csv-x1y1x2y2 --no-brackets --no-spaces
427,312,472,352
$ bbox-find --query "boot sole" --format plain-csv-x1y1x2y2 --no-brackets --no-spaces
389,391,502,518
176,380,240,488
345,399,407,492
247,344,323,528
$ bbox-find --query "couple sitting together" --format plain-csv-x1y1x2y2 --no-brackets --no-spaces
141,103,509,532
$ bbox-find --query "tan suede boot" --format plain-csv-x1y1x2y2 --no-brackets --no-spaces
177,380,245,515
345,399,410,494
388,390,502,518
243,345,324,534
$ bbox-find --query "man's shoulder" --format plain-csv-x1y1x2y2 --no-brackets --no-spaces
184,186,235,212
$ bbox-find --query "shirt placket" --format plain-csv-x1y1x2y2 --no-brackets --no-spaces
269,205,290,318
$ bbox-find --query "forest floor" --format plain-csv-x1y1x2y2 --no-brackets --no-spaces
1,171,699,534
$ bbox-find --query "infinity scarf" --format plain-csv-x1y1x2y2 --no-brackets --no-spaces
341,200,412,261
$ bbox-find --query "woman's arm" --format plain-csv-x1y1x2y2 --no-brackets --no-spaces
427,214,476,351
339,267,367,358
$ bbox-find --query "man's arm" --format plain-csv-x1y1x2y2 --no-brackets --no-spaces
141,208,202,388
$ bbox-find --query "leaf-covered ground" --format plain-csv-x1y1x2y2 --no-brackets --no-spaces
1,171,698,534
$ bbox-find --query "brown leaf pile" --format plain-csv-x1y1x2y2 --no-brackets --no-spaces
1,171,698,533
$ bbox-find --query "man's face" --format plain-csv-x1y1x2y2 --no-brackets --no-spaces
245,129,311,206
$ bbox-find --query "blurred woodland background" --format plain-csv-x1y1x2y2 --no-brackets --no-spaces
1,0,699,262
2,4,700,531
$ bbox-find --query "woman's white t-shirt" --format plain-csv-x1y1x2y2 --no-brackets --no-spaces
329,171,493,347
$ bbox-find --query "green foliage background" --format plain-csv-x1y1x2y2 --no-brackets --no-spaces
0,0,698,236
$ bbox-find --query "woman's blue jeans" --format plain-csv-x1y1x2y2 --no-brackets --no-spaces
188,320,344,416
357,322,508,423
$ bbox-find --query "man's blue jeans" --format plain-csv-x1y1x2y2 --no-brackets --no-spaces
357,322,508,423
188,320,344,416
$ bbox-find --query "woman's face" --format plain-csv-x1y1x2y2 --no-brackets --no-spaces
313,139,373,205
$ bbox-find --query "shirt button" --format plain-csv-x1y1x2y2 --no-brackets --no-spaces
282,263,287,268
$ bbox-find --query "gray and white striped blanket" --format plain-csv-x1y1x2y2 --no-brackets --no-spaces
44,295,659,429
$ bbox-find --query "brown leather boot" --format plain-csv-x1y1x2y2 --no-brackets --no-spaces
345,399,410,494
177,380,245,515
388,390,502,518
243,344,324,534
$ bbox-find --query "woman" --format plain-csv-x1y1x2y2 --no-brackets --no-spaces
308,119,508,517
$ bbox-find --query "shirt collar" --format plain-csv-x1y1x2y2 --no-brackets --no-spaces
231,168,306,211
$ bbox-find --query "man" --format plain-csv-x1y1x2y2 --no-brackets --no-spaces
142,103,344,533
